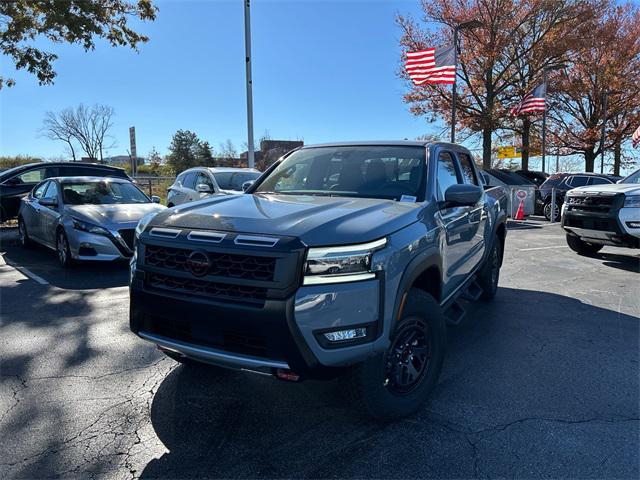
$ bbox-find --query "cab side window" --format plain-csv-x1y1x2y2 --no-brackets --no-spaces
436,151,460,202
33,182,49,199
458,153,478,185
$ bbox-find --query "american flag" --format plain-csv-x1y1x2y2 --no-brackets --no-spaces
633,125,640,148
511,83,546,116
405,46,456,86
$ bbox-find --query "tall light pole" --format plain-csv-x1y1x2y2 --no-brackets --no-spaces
451,20,482,143
243,1,255,169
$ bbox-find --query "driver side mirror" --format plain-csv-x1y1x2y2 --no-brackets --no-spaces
196,183,213,193
443,184,483,208
151,195,161,203
39,197,58,208
242,180,255,192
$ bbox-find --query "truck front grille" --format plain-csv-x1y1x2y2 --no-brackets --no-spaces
145,244,276,281
566,195,616,213
146,272,267,305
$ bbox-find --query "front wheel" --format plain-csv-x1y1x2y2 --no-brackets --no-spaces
56,229,74,268
543,201,561,221
346,288,446,420
566,234,603,256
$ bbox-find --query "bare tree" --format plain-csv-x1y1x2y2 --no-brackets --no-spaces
41,104,115,162
41,109,78,161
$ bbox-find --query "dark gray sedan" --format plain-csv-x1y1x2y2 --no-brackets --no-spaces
18,176,166,267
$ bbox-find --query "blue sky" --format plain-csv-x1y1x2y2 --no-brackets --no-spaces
0,0,439,160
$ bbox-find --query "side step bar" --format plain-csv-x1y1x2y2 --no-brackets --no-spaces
442,277,483,326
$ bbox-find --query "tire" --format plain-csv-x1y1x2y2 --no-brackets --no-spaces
167,203,174,208
477,235,502,301
566,233,603,256
543,201,561,221
17,217,33,248
56,229,74,268
346,288,446,420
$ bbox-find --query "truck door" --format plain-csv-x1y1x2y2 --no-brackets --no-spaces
435,150,485,295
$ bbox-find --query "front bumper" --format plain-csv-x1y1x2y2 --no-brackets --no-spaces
562,201,640,248
66,225,135,261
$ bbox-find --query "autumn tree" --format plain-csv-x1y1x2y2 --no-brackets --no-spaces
0,1,157,88
398,0,591,169
549,2,640,172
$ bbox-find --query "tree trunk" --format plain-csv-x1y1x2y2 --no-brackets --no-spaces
584,149,596,172
613,141,621,176
521,117,531,171
66,141,76,161
482,127,492,169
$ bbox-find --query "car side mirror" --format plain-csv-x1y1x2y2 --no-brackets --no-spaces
196,183,213,193
151,195,161,203
443,184,483,207
39,197,58,208
242,180,255,192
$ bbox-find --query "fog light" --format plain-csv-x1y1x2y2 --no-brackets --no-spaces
324,327,367,342
626,221,640,229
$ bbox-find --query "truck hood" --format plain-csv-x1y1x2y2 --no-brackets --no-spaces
569,183,640,196
66,203,166,227
150,193,423,245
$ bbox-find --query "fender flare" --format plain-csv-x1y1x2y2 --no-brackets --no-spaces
390,246,442,335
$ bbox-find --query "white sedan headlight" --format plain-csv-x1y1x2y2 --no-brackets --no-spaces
623,196,640,208
303,238,386,285
135,212,157,239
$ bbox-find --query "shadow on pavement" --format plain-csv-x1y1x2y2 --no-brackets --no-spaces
507,219,546,230
139,287,639,479
599,252,640,273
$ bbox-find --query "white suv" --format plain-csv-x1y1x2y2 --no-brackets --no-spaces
166,167,261,207
562,169,640,254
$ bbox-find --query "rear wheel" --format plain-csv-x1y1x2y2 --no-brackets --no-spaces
346,288,446,420
56,229,74,268
566,234,603,256
18,217,33,248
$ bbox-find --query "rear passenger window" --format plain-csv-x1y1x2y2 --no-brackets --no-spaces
568,176,589,187
182,172,197,189
436,151,460,201
589,177,611,185
458,153,478,185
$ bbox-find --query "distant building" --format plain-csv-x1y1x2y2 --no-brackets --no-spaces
240,139,303,170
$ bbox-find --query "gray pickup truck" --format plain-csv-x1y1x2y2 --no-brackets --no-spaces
130,141,507,419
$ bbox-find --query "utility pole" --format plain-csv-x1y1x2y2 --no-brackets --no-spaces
243,1,255,169
599,90,608,174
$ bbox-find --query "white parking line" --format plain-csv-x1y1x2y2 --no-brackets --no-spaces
518,245,569,252
8,263,49,285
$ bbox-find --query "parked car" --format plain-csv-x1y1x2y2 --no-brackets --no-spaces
0,162,130,222
18,177,165,267
130,141,508,420
166,167,262,207
515,170,548,186
537,172,621,221
562,168,640,255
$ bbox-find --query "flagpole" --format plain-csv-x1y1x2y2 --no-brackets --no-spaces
451,27,459,143
243,0,255,169
541,68,547,173
599,90,608,174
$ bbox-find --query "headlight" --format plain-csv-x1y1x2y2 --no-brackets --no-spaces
72,218,110,236
623,196,640,208
135,212,157,239
303,238,386,285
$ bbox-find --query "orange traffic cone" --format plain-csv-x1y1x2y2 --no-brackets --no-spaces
514,199,525,220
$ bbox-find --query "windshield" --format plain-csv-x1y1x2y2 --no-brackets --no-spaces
213,171,261,191
254,146,427,200
61,181,150,205
622,170,640,184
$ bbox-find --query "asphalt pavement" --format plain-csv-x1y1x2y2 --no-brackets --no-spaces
0,219,638,479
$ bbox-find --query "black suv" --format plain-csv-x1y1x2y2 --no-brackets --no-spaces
537,173,621,221
0,162,129,221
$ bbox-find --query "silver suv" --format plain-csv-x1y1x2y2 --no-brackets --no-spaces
166,167,261,207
